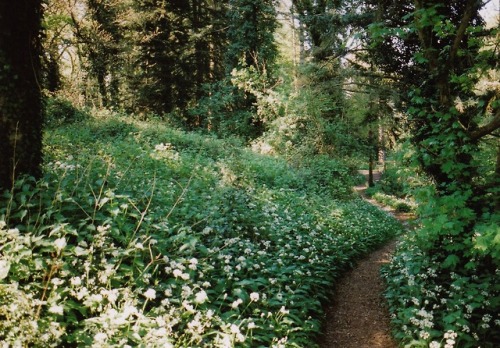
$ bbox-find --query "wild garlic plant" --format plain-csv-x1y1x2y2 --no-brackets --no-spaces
383,231,500,347
1,116,402,346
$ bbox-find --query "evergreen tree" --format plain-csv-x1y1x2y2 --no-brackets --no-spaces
222,0,279,136
85,0,124,107
133,0,228,120
226,0,278,74
0,0,44,189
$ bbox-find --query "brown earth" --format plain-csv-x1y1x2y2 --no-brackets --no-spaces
318,170,414,348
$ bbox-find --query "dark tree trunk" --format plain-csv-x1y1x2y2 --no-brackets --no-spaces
44,51,61,93
96,68,108,107
0,0,43,190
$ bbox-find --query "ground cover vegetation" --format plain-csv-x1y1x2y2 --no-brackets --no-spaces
1,112,401,346
0,0,499,347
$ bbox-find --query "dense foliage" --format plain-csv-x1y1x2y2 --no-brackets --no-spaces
366,2,500,346
0,0,498,347
0,112,401,346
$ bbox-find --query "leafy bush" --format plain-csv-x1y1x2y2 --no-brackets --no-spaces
367,191,416,213
395,202,412,213
383,185,499,348
44,96,87,127
383,230,500,348
298,155,356,199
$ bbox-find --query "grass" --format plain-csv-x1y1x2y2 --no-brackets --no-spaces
0,111,402,347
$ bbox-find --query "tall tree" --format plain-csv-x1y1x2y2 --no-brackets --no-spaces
223,0,279,136
0,0,44,189
133,0,226,118
226,0,279,73
369,0,499,263
67,0,125,107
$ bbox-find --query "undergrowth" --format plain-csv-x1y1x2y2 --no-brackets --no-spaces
0,111,401,347
383,228,500,348
380,148,500,348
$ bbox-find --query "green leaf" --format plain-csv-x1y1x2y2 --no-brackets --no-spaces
442,254,459,268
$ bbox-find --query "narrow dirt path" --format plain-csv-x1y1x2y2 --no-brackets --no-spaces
318,170,414,348
318,241,398,348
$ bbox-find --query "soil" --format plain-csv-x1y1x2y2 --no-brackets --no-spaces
317,170,414,348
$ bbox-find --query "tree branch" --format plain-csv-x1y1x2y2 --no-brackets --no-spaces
470,108,500,140
449,0,478,67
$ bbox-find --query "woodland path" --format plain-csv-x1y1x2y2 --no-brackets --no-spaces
318,170,414,348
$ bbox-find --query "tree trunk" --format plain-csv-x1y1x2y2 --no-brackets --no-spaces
368,129,375,187
44,50,61,93
496,143,500,212
378,124,386,166
0,0,43,190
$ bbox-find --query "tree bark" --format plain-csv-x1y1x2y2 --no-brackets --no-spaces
368,129,375,187
0,0,43,189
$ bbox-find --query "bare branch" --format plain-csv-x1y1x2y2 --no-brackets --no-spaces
470,108,500,140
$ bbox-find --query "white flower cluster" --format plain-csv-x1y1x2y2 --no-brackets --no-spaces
385,232,499,347
151,143,180,161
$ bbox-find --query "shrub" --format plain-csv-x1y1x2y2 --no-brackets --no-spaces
395,202,412,213
383,231,500,348
44,96,87,127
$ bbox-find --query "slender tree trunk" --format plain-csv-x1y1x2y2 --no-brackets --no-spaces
0,0,43,189
45,50,61,93
298,21,306,64
97,69,108,107
368,129,375,187
378,124,386,166
496,142,500,212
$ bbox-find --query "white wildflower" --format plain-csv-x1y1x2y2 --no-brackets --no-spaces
194,290,208,304
97,225,110,233
6,228,19,239
70,276,82,286
0,260,11,280
231,298,243,308
230,324,240,334
236,332,245,342
7,228,19,236
123,304,138,317
54,237,67,251
279,306,289,314
51,277,64,286
419,330,430,340
182,301,194,313
48,304,64,315
143,288,156,300
250,292,260,302
74,246,88,256
94,332,107,344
